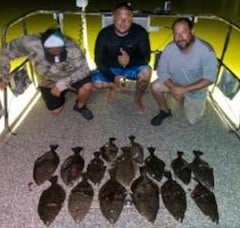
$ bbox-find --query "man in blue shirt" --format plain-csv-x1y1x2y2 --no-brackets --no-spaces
151,17,217,125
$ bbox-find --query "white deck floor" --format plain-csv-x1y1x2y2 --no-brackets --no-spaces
0,89,239,228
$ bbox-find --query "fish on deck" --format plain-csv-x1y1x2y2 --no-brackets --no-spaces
100,137,118,163
190,150,214,190
128,135,144,164
86,151,106,185
144,147,165,182
191,181,219,224
171,151,191,185
68,173,94,223
60,146,85,186
161,171,187,223
109,146,136,188
37,176,66,227
131,166,160,223
98,174,127,224
33,144,60,185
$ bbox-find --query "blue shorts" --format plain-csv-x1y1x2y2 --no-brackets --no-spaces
91,65,151,82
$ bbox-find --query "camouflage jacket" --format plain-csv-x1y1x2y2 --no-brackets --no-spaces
0,34,90,87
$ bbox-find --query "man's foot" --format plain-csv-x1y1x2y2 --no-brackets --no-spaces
106,87,116,101
151,109,172,126
73,103,93,120
135,100,145,115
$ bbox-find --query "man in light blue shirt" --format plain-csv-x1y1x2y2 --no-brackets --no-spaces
151,17,217,125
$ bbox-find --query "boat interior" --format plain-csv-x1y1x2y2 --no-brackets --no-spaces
0,4,239,228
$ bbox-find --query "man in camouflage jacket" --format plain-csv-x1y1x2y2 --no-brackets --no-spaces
0,28,93,120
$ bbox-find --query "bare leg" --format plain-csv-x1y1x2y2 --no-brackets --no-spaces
93,81,116,101
106,83,117,101
150,80,169,112
150,79,172,126
135,68,151,114
76,82,92,108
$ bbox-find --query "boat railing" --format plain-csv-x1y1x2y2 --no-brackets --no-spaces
0,9,239,137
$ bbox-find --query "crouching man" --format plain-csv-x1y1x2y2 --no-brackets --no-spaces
151,18,217,125
0,28,94,120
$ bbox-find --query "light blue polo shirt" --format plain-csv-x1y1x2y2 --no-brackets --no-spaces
157,38,217,99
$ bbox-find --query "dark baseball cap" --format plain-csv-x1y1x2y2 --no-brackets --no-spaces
113,1,133,12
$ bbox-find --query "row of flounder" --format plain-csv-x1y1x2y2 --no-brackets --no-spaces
33,136,218,226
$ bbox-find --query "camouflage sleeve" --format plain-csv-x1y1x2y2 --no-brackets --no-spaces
65,41,91,83
0,35,36,85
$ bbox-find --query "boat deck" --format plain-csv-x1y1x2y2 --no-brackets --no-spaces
0,88,239,228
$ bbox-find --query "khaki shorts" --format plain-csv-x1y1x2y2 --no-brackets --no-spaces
156,80,206,125
183,96,206,125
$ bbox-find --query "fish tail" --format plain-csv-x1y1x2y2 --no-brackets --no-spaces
93,151,100,158
72,146,83,155
177,151,184,157
82,172,88,180
49,175,58,184
164,170,172,180
147,147,155,155
193,150,204,157
109,137,116,143
128,135,135,142
50,144,59,151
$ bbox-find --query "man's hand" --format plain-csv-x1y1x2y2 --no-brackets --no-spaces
165,79,185,101
51,79,69,97
50,86,61,97
118,48,130,68
170,85,186,101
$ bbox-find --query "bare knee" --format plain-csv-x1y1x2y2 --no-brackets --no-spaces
138,68,152,81
78,82,93,95
50,106,64,115
93,82,103,89
93,82,111,89
81,82,92,91
150,80,162,93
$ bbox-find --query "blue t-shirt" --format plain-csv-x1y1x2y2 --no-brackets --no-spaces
157,38,217,99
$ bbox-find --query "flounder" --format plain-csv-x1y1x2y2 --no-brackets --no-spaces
128,135,144,164
60,146,85,186
33,144,59,185
98,175,127,224
190,150,214,190
144,147,165,182
100,137,118,163
131,166,159,223
110,146,136,188
87,151,106,185
38,176,65,227
68,173,94,223
191,181,219,224
171,151,191,185
161,171,187,222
